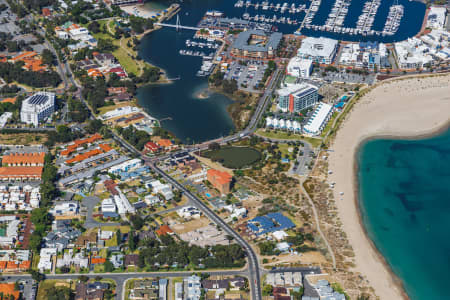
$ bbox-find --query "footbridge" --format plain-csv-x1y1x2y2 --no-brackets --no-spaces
155,14,200,31
155,22,200,31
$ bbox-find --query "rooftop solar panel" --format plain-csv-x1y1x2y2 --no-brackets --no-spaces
28,94,49,105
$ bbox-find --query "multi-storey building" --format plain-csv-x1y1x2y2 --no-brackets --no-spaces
277,83,318,113
20,92,55,126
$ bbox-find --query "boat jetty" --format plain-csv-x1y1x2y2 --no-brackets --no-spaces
382,4,404,36
356,0,381,35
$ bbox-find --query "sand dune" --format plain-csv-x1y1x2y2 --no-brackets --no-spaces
328,74,450,299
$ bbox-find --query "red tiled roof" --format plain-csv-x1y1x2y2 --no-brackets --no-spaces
65,148,102,164
91,257,106,264
156,225,173,236
0,166,43,177
61,134,102,156
1,97,16,104
0,261,7,269
2,152,45,165
99,144,113,152
42,8,51,16
157,139,173,148
207,169,232,185
6,261,18,270
145,142,159,152
19,260,31,270
0,283,20,300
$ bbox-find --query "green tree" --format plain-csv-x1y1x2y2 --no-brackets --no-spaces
128,230,136,251
130,214,144,230
116,229,121,245
262,284,273,296
41,49,55,66
104,260,114,272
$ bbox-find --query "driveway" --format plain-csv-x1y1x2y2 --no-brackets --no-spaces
82,196,120,228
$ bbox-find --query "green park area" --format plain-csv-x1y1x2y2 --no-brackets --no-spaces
255,129,322,148
202,146,262,169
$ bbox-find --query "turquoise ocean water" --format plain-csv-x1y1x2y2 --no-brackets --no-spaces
358,128,450,300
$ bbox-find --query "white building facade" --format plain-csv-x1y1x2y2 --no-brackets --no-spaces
20,92,55,126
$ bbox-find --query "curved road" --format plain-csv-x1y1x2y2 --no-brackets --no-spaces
150,162,262,300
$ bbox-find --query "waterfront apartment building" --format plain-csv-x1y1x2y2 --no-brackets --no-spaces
277,83,318,113
297,37,338,64
20,92,55,126
207,169,232,195
231,30,283,59
303,103,334,136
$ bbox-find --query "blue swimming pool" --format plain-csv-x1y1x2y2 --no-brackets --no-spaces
205,192,212,198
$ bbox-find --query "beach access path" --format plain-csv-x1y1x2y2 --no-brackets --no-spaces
327,74,450,299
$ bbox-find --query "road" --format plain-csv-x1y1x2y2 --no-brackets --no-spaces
151,162,262,300
47,42,284,298
6,269,246,300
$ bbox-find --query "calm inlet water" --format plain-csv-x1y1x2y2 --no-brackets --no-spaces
137,0,426,142
358,129,450,300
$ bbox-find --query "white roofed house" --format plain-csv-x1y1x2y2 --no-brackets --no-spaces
265,117,273,128
114,189,135,215
101,198,117,213
38,248,57,272
184,275,201,300
144,194,161,206
69,27,90,40
50,202,79,216
108,158,142,175
177,206,202,219
148,180,174,200
272,118,279,129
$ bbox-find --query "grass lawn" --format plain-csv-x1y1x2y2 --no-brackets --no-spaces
320,112,339,138
37,280,71,300
99,248,108,258
84,21,144,76
101,225,131,234
73,194,84,201
97,101,137,116
202,146,261,169
94,264,105,273
256,128,322,148
277,144,295,160
105,235,118,247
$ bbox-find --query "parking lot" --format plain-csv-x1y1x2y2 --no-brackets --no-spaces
224,60,267,93
318,70,376,85
0,0,20,34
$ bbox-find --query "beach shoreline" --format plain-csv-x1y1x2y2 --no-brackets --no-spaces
327,74,450,299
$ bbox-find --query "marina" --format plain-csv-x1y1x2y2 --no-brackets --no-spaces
232,0,409,38
135,0,426,143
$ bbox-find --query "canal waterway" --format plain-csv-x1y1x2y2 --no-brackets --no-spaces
137,0,426,143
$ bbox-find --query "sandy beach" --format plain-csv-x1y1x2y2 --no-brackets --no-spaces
327,74,450,299
121,4,162,19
